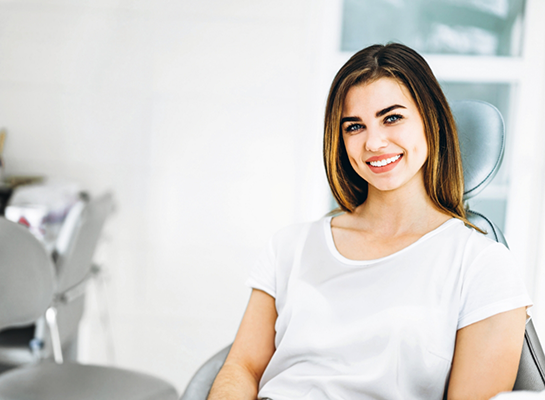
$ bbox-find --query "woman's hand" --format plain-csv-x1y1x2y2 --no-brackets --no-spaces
207,289,277,400
447,307,528,400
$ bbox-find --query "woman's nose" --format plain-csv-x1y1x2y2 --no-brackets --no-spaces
364,127,388,152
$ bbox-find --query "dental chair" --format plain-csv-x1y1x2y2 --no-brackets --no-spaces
0,208,178,399
0,192,111,370
179,100,545,399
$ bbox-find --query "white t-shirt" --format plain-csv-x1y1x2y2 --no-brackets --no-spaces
246,217,532,400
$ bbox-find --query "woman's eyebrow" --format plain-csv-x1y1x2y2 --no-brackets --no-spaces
340,116,361,125
376,104,406,117
340,104,407,124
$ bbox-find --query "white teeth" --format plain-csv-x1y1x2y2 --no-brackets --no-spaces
369,154,401,167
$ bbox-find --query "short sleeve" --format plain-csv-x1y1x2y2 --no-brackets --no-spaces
245,238,276,298
458,241,532,329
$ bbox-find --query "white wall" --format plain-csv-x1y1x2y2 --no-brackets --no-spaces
0,0,332,393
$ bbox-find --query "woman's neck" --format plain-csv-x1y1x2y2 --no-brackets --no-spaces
350,181,450,238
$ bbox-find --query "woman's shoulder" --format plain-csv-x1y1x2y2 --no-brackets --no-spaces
445,219,513,268
417,218,511,267
454,219,508,248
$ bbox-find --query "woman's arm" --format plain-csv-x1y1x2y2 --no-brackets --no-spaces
447,307,527,400
208,289,277,400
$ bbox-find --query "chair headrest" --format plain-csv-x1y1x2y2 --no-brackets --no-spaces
451,100,505,200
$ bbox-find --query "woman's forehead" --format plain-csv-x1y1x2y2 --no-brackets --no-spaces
342,77,415,116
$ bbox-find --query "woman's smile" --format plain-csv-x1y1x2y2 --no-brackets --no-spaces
366,153,403,172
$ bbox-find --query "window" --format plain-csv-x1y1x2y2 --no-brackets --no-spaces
342,0,526,57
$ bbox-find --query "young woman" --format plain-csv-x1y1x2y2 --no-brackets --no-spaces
208,43,532,400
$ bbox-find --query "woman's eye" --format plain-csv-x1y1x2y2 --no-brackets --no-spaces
384,114,403,124
344,123,364,133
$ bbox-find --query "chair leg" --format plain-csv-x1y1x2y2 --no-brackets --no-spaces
45,307,63,363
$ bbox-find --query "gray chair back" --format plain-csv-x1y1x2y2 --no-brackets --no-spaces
453,100,505,200
56,192,114,293
0,218,55,331
180,345,231,400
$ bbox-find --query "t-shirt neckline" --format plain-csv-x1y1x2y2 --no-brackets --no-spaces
323,215,461,266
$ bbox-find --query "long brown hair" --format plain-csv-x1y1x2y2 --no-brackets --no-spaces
324,43,471,226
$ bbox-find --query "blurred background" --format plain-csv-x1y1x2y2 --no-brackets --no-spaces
0,0,544,394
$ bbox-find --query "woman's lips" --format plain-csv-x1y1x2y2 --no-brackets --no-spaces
366,154,403,173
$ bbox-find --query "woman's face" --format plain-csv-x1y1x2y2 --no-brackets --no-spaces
341,77,428,195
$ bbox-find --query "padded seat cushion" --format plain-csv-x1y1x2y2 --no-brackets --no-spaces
0,362,178,400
